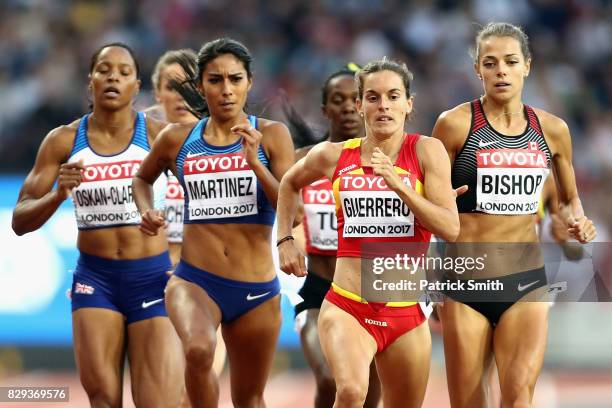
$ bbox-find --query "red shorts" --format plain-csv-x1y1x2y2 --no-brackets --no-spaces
325,285,426,353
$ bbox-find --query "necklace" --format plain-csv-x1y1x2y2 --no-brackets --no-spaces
482,97,524,123
490,108,523,123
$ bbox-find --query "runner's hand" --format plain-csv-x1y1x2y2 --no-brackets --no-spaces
279,239,307,277
232,123,263,167
56,160,84,200
140,209,165,236
371,148,406,193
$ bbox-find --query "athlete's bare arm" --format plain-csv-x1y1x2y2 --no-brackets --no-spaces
12,123,80,235
538,109,596,243
370,137,460,242
291,144,315,226
542,175,565,242
232,119,294,209
542,174,585,259
542,175,558,213
277,141,342,276
133,123,188,236
431,103,472,165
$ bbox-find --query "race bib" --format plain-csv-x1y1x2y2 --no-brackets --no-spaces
476,147,549,215
183,152,258,220
339,174,414,238
165,175,184,242
72,160,142,228
303,179,337,251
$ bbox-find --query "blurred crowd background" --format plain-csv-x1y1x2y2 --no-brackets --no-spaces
1,0,611,235
0,1,611,406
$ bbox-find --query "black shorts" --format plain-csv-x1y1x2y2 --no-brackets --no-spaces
294,272,332,317
444,267,547,327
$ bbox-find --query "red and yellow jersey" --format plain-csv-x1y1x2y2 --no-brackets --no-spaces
331,135,432,258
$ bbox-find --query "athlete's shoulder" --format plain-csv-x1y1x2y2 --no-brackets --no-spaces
257,117,290,137
416,134,444,149
531,107,570,140
43,119,82,156
433,102,472,141
436,102,472,127
308,140,355,183
256,118,293,155
415,136,447,162
306,140,344,165
159,121,198,143
54,117,81,135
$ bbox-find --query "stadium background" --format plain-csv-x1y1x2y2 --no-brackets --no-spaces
0,0,611,406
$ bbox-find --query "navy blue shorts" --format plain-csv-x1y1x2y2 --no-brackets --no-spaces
71,252,172,324
174,260,280,323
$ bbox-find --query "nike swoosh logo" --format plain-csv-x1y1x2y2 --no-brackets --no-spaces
517,280,540,292
246,291,271,301
186,152,203,159
478,140,499,148
142,299,164,308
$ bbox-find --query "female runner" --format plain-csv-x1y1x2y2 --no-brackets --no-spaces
286,64,382,408
12,43,184,407
433,22,596,407
278,58,460,408
132,37,294,407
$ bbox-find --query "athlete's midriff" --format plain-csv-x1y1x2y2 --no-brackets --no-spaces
332,257,426,304
452,213,543,278
332,258,369,297
459,213,538,242
181,223,275,282
77,226,168,260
